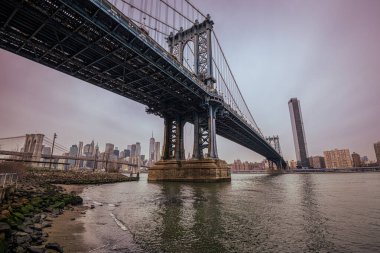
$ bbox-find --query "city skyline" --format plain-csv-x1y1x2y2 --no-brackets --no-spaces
1,0,380,162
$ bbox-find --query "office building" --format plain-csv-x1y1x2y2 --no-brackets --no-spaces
113,148,120,158
105,143,114,154
308,156,326,168
135,142,141,157
154,142,161,161
324,149,353,168
373,142,380,166
288,98,309,167
351,152,361,167
130,144,136,158
124,149,131,158
41,146,51,156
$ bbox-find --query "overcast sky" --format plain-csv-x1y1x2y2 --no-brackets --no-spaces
1,0,379,162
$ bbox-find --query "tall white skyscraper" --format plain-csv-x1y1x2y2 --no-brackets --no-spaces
288,98,309,167
149,133,155,161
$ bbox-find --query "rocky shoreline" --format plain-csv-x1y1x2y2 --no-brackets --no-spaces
0,165,137,252
27,168,138,184
0,182,83,253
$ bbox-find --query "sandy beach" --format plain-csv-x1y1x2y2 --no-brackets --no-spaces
44,185,93,253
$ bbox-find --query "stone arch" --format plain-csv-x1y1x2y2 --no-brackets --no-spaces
182,39,196,72
31,140,37,154
26,140,31,152
167,15,214,87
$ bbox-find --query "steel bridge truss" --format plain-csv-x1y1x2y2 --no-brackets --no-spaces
0,0,286,167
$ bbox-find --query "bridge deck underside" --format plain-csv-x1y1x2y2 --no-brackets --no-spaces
0,0,284,165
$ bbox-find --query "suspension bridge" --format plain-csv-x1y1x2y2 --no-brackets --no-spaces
0,134,145,171
0,0,286,181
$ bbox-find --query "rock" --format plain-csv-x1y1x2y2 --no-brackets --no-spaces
70,218,75,221
80,211,86,215
1,210,11,217
15,232,32,244
40,214,47,220
18,225,34,234
32,214,41,224
45,243,63,253
13,212,25,221
33,224,42,230
90,205,95,209
14,246,27,253
0,222,11,238
28,246,46,253
70,196,83,205
41,222,51,228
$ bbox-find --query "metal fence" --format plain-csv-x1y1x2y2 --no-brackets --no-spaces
0,173,18,203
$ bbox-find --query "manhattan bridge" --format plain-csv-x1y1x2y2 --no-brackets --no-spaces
0,0,286,181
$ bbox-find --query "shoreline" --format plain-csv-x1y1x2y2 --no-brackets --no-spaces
43,185,93,253
0,164,139,252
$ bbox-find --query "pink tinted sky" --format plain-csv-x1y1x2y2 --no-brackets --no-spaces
0,0,380,162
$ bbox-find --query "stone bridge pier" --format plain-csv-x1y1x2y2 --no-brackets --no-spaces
148,102,231,182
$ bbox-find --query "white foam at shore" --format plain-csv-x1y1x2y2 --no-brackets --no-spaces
110,213,128,231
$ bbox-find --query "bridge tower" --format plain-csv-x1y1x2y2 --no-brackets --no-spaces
265,135,286,172
148,16,230,182
23,134,44,163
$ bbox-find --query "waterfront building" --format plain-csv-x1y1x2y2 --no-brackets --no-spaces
323,149,353,168
230,159,265,172
374,142,380,166
361,156,369,165
288,160,297,169
308,156,326,168
154,142,161,161
351,152,361,167
149,134,155,162
288,98,309,167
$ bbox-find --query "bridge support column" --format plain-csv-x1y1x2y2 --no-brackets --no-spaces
208,104,218,159
266,160,283,174
149,108,230,183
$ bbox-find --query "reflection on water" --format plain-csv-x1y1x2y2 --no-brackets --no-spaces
81,173,380,253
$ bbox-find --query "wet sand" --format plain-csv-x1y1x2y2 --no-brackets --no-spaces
44,185,95,252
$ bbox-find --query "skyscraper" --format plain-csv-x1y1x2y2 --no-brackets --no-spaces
374,141,380,166
154,141,161,161
351,152,361,167
149,133,155,161
288,98,309,167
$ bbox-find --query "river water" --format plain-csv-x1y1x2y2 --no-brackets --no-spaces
79,173,380,253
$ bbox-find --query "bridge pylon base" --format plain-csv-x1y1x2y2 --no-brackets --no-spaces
148,159,231,182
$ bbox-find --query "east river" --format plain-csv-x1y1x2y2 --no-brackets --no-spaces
79,173,380,253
